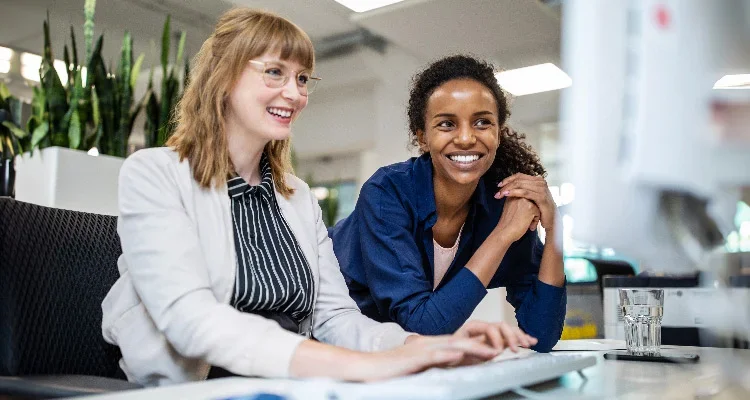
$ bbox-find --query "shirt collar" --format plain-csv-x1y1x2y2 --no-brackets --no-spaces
413,153,492,223
227,154,275,201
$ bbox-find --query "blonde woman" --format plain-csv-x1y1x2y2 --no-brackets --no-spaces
101,8,516,387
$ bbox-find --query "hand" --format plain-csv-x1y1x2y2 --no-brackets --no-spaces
496,174,557,231
455,320,538,353
494,197,540,244
353,335,500,381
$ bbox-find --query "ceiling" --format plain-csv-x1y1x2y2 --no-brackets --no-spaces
0,0,564,131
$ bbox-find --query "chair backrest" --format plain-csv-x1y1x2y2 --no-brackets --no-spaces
0,198,123,378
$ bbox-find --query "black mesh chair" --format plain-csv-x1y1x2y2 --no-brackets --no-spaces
0,198,141,398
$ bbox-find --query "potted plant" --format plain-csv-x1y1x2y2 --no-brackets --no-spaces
13,0,186,215
0,82,27,197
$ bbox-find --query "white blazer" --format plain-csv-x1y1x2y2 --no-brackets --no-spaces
101,148,411,386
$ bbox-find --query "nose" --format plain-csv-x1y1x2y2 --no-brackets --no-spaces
453,125,477,147
281,75,303,103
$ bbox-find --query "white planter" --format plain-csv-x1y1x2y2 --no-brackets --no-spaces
14,146,124,216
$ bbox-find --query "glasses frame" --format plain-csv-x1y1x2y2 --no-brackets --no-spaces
248,59,321,96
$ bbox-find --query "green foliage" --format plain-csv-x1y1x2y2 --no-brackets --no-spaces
143,16,187,148
0,82,27,160
16,0,186,158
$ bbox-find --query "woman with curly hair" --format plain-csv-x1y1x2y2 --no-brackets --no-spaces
330,55,566,352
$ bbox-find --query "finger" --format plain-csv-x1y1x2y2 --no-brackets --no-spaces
529,216,540,231
458,321,503,349
498,173,538,187
513,326,531,347
441,338,500,360
527,334,538,346
496,322,520,352
499,189,547,206
495,183,547,200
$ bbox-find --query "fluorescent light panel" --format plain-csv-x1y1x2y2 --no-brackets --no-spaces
333,0,406,13
495,63,572,96
0,46,12,61
714,74,750,89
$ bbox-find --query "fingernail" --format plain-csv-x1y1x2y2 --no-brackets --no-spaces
494,192,502,199
503,191,510,196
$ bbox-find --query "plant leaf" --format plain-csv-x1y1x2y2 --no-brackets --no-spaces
175,31,186,68
68,108,81,149
2,121,29,139
84,0,96,65
70,26,79,70
131,53,145,90
31,121,50,149
161,15,171,77
0,81,10,100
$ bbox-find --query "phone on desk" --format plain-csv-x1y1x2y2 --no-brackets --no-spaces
604,350,699,363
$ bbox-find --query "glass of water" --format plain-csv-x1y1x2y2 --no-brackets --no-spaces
619,289,664,355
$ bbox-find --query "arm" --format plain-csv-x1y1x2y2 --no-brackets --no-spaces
118,150,305,378
356,182,488,335
306,188,413,352
495,230,566,352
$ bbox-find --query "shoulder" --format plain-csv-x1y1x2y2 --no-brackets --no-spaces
361,157,420,198
120,147,193,189
122,147,183,173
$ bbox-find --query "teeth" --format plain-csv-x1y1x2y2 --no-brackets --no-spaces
268,108,292,118
448,154,480,163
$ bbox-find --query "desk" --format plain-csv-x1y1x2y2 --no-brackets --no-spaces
78,346,750,400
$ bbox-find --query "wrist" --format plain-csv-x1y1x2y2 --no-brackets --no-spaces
404,334,421,345
489,229,514,249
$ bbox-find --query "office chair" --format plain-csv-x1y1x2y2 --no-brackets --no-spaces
0,198,141,398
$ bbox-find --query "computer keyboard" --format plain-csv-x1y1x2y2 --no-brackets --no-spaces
300,352,597,400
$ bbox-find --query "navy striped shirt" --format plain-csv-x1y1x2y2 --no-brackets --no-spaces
227,155,314,322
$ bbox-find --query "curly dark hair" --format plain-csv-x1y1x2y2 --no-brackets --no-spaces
407,55,546,182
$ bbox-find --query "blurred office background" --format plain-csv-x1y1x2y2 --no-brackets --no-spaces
2,0,749,338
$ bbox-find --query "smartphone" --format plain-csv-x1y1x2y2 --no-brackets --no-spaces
604,350,699,363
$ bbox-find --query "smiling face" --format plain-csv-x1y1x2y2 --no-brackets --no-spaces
417,78,500,187
225,52,309,144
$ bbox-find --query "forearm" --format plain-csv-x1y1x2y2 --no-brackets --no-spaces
538,226,564,287
290,340,368,380
465,231,513,286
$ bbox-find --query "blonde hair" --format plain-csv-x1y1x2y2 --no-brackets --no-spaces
167,8,314,197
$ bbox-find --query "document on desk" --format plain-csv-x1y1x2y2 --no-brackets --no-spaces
552,339,627,351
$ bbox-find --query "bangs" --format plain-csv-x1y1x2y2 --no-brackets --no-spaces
254,16,315,70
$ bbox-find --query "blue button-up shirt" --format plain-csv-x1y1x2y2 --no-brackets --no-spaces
330,154,566,352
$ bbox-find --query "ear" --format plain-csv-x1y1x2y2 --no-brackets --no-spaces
416,129,429,152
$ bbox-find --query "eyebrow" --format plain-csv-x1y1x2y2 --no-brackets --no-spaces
431,110,496,119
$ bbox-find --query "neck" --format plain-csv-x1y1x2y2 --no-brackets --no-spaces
433,173,478,221
225,114,268,185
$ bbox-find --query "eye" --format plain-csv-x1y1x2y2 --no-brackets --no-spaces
264,67,284,80
474,118,494,128
297,72,311,86
436,120,455,129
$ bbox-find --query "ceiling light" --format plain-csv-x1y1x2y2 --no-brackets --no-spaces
495,63,572,96
713,74,750,89
54,59,68,84
0,46,12,61
0,60,9,74
333,0,406,13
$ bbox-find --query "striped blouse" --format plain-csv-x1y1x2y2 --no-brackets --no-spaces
227,155,314,323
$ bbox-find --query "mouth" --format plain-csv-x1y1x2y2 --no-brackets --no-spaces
266,106,294,123
444,152,485,167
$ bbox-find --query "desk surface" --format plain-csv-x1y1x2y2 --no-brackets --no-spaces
80,345,750,400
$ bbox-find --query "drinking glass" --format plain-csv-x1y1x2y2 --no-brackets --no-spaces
619,289,664,355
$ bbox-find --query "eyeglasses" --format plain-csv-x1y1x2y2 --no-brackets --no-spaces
248,60,321,96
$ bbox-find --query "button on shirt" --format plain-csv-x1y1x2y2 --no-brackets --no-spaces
228,155,314,322
329,153,566,352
